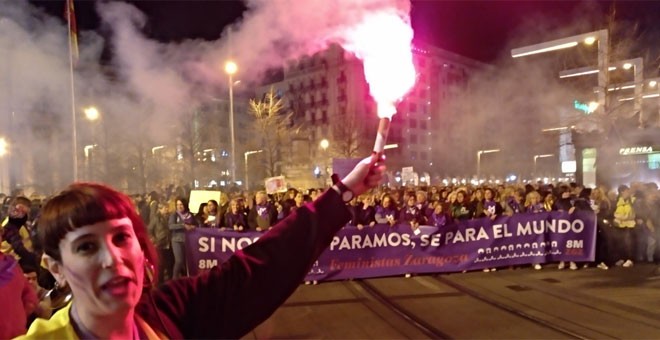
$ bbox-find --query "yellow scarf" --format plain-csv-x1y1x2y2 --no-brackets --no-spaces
16,302,167,339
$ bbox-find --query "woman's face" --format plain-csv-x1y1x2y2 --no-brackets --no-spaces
456,192,465,203
230,201,239,213
530,195,540,205
55,217,144,318
382,197,391,208
484,190,493,200
176,200,185,213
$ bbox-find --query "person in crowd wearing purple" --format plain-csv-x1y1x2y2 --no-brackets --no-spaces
525,191,545,213
481,187,503,220
354,194,376,230
428,201,449,228
375,194,399,227
558,189,596,271
503,188,525,216
169,197,197,279
450,190,473,221
613,185,636,268
148,202,173,283
20,154,384,339
415,190,433,221
248,191,278,232
203,199,222,228
225,198,249,232
399,193,425,231
0,228,37,338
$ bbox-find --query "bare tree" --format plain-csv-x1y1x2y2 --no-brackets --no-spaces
248,88,299,178
329,110,367,158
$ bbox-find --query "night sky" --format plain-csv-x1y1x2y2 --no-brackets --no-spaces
28,0,660,62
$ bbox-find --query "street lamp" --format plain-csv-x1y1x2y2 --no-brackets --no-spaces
319,139,330,184
84,144,97,180
151,145,165,155
533,154,554,178
84,106,100,121
563,58,644,124
476,149,500,180
225,61,238,185
244,149,263,190
512,29,609,115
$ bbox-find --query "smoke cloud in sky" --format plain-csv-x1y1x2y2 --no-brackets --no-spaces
0,0,652,192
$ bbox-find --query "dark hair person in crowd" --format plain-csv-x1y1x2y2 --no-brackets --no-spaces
19,154,384,339
168,197,197,279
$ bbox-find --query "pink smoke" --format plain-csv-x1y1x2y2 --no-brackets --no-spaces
338,10,416,118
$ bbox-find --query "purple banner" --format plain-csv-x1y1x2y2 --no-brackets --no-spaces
185,210,596,281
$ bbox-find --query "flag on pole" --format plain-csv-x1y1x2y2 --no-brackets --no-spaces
65,0,79,63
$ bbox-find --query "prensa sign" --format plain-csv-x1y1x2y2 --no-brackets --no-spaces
619,146,654,155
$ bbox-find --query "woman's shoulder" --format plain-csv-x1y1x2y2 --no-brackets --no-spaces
18,303,75,339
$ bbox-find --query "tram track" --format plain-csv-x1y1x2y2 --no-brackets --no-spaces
349,279,452,339
252,269,660,339
432,274,592,339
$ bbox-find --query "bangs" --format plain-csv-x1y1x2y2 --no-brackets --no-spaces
39,183,137,260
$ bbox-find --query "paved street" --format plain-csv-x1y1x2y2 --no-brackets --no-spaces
245,263,660,339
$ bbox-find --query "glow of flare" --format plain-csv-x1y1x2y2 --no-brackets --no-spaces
341,11,416,119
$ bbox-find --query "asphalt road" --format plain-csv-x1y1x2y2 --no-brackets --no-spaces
244,262,660,339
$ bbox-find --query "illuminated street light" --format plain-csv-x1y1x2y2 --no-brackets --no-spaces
319,139,330,184
84,106,99,121
588,101,599,113
319,139,329,151
84,144,97,181
533,154,554,177
151,145,165,155
559,66,616,79
84,144,97,158
622,63,633,70
512,30,609,115
225,60,238,184
384,143,399,150
476,149,500,179
244,149,263,190
0,138,7,157
541,126,574,132
650,80,657,87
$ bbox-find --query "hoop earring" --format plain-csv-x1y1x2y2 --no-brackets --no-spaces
144,258,155,288
46,280,72,310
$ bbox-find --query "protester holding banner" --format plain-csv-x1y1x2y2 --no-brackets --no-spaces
224,198,249,231
354,194,376,230
375,194,398,226
169,197,197,279
19,154,385,339
248,191,278,231
203,200,222,228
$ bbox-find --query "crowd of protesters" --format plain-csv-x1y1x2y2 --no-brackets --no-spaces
1,179,659,336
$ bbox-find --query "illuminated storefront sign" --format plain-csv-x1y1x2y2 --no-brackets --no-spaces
619,146,656,155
